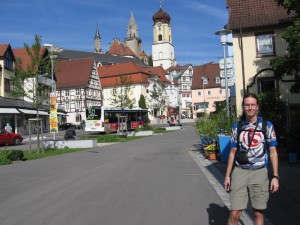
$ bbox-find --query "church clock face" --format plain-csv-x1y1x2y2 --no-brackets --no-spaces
157,22,162,27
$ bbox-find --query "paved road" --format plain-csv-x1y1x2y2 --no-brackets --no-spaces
0,123,231,225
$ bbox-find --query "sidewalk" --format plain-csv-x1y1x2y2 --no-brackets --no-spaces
190,141,300,225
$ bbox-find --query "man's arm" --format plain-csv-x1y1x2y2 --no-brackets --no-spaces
269,146,279,193
224,147,237,192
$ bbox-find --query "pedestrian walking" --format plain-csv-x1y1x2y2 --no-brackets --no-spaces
224,93,279,225
5,123,12,133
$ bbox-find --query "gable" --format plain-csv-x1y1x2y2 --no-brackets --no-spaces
55,58,96,89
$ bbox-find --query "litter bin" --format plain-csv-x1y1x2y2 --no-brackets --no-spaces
218,135,231,163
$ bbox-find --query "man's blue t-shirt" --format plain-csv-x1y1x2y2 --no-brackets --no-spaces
230,117,277,169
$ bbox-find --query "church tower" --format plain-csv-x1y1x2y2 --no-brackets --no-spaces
151,3,176,69
124,10,142,56
94,25,102,54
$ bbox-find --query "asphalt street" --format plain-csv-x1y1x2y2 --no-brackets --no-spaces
0,122,233,225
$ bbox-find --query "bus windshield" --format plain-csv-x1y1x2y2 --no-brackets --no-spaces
86,106,101,120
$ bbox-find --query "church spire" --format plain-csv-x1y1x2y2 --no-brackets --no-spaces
94,25,102,53
127,10,139,39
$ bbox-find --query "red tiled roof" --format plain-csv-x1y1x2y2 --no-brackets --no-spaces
13,47,48,71
98,62,150,88
144,66,169,84
192,62,221,90
139,51,149,57
227,0,296,30
98,62,169,88
55,58,95,89
106,39,136,57
0,44,10,57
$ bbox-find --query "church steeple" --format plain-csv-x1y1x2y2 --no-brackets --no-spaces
94,25,102,54
152,3,176,69
124,10,142,56
127,10,139,39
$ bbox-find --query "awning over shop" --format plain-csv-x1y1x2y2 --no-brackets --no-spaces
18,109,49,115
0,108,20,114
57,112,68,116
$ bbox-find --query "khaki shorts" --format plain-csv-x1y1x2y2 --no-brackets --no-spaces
229,167,269,210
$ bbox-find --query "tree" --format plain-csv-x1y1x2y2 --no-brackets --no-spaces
138,94,147,109
270,0,300,93
109,74,135,109
148,79,169,126
11,35,51,153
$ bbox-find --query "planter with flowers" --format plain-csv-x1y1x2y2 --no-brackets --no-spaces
204,144,217,160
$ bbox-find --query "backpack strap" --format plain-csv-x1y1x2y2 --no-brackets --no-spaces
236,120,243,152
262,119,268,153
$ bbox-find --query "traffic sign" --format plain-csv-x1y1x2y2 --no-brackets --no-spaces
220,69,233,78
219,58,233,69
221,78,234,87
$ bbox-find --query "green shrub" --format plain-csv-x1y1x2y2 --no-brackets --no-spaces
96,135,123,142
153,127,166,133
137,124,154,131
0,150,12,165
7,150,24,161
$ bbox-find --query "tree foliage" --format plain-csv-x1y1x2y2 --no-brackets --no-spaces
148,79,169,116
109,74,135,109
11,34,51,108
270,0,300,93
138,94,147,109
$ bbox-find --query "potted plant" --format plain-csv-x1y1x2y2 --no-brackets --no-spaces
204,144,217,160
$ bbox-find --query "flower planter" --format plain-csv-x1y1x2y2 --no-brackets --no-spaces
208,152,217,160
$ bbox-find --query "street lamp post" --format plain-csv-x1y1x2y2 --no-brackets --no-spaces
44,43,57,140
215,29,231,118
201,77,207,114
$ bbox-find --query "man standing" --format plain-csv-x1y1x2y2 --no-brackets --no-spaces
224,93,279,225
5,123,12,133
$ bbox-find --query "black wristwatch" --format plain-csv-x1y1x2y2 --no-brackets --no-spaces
272,175,279,180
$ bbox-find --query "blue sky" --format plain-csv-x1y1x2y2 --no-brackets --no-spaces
1,0,229,66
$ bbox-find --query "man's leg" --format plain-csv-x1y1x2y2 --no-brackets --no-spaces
253,208,264,225
228,210,242,225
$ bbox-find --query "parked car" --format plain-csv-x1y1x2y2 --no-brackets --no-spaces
60,123,80,130
0,128,23,145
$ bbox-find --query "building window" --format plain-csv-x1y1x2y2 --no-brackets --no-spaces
158,34,162,41
219,89,222,94
189,69,192,75
208,91,211,95
4,78,11,92
76,89,80,95
112,88,116,94
65,102,70,110
4,52,13,70
216,77,220,83
258,78,278,94
75,101,81,111
256,32,275,57
65,90,70,96
159,52,163,59
183,85,187,90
